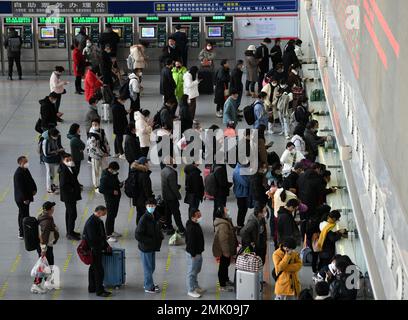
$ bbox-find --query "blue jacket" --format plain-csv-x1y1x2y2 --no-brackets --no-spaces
233,164,250,198
253,100,268,129
223,96,238,125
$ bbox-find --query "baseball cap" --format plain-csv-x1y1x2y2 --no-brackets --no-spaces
43,201,56,211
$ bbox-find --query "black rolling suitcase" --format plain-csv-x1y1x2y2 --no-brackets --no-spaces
198,69,214,94
22,217,40,251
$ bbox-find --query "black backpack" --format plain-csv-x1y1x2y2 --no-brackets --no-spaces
118,78,131,99
152,107,165,130
23,217,40,251
243,102,256,125
124,170,139,198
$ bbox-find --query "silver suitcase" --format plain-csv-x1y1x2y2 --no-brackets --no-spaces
236,269,262,300
100,103,111,122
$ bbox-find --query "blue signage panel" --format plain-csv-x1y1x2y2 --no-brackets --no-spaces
0,1,12,14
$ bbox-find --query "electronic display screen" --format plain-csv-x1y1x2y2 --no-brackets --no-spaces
112,27,123,38
208,26,222,37
40,27,56,39
74,27,89,36
141,27,155,38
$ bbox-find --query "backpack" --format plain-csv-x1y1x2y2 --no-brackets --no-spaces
22,217,40,251
152,107,165,130
8,37,21,53
77,239,93,265
243,102,256,125
124,170,138,198
118,78,131,100
126,54,134,70
271,267,283,282
204,167,220,198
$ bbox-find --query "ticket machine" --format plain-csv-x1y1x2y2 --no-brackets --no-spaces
204,15,235,64
2,17,35,75
170,16,201,67
137,16,168,73
36,17,69,74
104,16,134,67
70,16,101,45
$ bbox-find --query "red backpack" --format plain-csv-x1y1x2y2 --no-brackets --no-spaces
77,239,93,265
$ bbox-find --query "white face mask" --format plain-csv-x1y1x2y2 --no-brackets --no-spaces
328,262,338,275
23,162,29,169
86,42,92,48
291,69,298,75
92,126,100,131
207,46,212,50
65,161,75,167
196,217,203,224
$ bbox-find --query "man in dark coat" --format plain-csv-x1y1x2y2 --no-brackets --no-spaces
100,45,113,90
282,42,300,77
160,59,177,103
83,205,112,297
229,60,244,109
277,199,300,244
214,60,230,118
4,28,22,80
212,164,232,220
59,153,82,240
124,122,141,167
39,92,60,131
184,163,204,212
250,165,269,209
111,96,129,158
13,156,37,239
160,37,182,67
98,24,120,58
270,38,283,69
171,25,189,67
255,38,271,91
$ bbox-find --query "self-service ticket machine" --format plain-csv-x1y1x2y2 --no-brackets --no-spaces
137,16,168,74
36,17,69,74
71,16,101,45
1,17,35,75
170,16,201,67
104,16,134,67
204,16,235,65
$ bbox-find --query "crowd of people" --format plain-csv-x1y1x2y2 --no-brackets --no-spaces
11,23,361,300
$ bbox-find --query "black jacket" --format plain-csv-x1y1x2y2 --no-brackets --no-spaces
160,67,177,98
240,213,260,248
160,45,182,65
282,47,300,74
297,169,326,215
304,128,325,161
270,44,283,67
294,105,311,127
184,165,204,204
185,220,204,257
282,171,299,193
99,31,120,55
13,167,37,203
179,101,193,133
99,169,121,200
250,172,268,205
213,164,231,198
135,212,164,252
130,164,153,207
255,44,270,73
330,273,358,300
230,67,243,93
83,214,109,253
4,33,22,58
59,164,82,203
124,133,141,164
159,106,173,130
171,31,188,50
214,67,230,105
320,228,342,260
112,100,128,135
277,207,299,243
39,96,57,130
100,51,113,83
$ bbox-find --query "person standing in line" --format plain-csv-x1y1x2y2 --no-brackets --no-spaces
99,161,122,243
99,23,120,59
222,90,240,126
212,206,238,292
214,60,230,118
31,201,60,294
172,60,188,103
185,208,205,298
270,38,283,70
232,163,250,232
49,66,68,121
124,122,142,169
135,198,164,294
212,164,232,221
71,41,86,94
277,198,300,244
244,45,258,97
83,205,112,297
129,44,147,72
183,66,200,120
39,92,60,132
4,28,22,80
111,95,129,160
160,59,177,106
171,25,189,67
59,153,82,241
67,123,85,180
254,38,271,92
74,26,88,51
229,60,244,109
253,92,269,130
129,69,143,122
184,162,204,213
160,37,182,68
42,128,64,194
134,109,152,157
84,65,103,103
100,45,114,91
13,156,37,240
179,94,193,134
85,97,101,133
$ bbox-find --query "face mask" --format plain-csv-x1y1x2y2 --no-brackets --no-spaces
23,162,29,169
172,164,177,169
146,207,155,214
280,84,287,89
92,126,100,131
112,171,119,175
291,69,298,75
207,46,212,50
138,72,143,77
170,44,176,49
52,136,59,140
302,103,308,107
328,262,338,275
176,66,181,69
196,217,203,224
65,161,75,167
272,82,278,87
86,42,92,48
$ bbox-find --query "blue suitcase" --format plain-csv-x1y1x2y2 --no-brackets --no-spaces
102,248,126,288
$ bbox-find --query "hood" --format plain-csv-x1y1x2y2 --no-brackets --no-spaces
213,217,231,228
130,162,148,172
134,111,144,121
128,73,137,80
67,133,77,140
38,212,53,224
184,164,200,175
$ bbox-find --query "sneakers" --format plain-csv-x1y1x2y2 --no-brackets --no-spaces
119,154,126,160
225,280,234,287
107,236,117,243
219,286,234,292
145,286,160,293
188,290,201,298
216,111,223,118
111,232,122,238
97,291,112,297
95,188,101,194
285,135,291,140
31,284,47,294
44,279,59,290
67,234,80,241
195,287,206,294
18,234,23,240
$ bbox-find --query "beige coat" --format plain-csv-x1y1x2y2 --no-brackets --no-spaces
212,218,238,257
245,55,258,82
130,45,147,69
134,111,152,148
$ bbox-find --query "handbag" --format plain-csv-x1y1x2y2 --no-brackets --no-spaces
77,239,93,265
168,231,185,246
35,118,43,134
235,252,263,272
271,267,282,282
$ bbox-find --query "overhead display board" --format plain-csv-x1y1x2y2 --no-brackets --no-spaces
11,1,108,15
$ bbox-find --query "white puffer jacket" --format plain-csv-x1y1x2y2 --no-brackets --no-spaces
134,111,152,148
183,72,199,100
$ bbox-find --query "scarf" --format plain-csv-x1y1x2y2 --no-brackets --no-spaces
317,217,336,251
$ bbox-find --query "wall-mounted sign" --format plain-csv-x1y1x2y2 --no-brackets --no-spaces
38,17,65,24
12,1,108,15
106,16,133,24
72,17,100,24
4,17,32,24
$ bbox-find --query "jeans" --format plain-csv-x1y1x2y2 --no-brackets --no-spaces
245,80,256,93
165,200,185,233
8,55,22,77
45,162,59,191
278,111,289,137
140,251,156,290
88,251,104,294
236,197,248,227
105,197,120,236
186,252,203,293
16,201,30,237
114,134,124,155
64,201,78,235
218,255,231,287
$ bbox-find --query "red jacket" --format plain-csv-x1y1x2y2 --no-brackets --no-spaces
72,48,85,77
84,69,103,103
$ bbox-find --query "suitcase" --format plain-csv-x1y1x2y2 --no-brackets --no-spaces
100,103,112,123
198,69,214,94
236,269,262,300
22,217,39,251
102,248,126,288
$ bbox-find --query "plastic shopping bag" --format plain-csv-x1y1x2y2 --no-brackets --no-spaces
168,231,185,246
30,256,52,278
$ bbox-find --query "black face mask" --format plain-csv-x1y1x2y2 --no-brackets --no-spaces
172,164,177,169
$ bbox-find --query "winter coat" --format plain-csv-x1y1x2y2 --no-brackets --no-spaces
183,72,199,99
161,165,181,201
319,221,343,260
59,163,82,203
99,169,121,200
213,164,231,198
245,51,258,82
84,69,103,103
287,71,302,89
179,99,193,133
330,273,358,300
38,212,60,248
134,111,152,148
277,207,299,244
128,73,141,101
74,32,87,51
99,30,120,56
277,92,293,118
41,131,62,164
124,133,142,165
100,51,113,84
212,218,238,257
4,33,22,58
129,45,147,69
261,82,278,110
85,105,100,133
160,45,182,65
49,71,65,94
198,49,216,64
273,247,302,296
281,150,305,176
87,128,110,160
253,100,268,129
304,128,325,161
13,167,37,203
282,173,300,194
230,67,243,93
185,220,205,257
171,31,188,51
273,189,298,218
39,96,57,130
233,164,250,198
282,48,300,74
250,172,268,206
83,214,109,253
72,47,85,77
160,106,173,130
297,169,326,214
67,133,85,163
214,67,230,105
291,134,306,155
240,213,260,248
160,66,177,98
135,212,164,252
294,105,311,128
130,163,153,207
258,137,268,166
172,66,187,101
255,44,270,73
223,96,238,125
184,165,204,204
270,44,283,67
111,100,128,135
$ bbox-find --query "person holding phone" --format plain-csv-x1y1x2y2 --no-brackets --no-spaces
183,66,201,120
